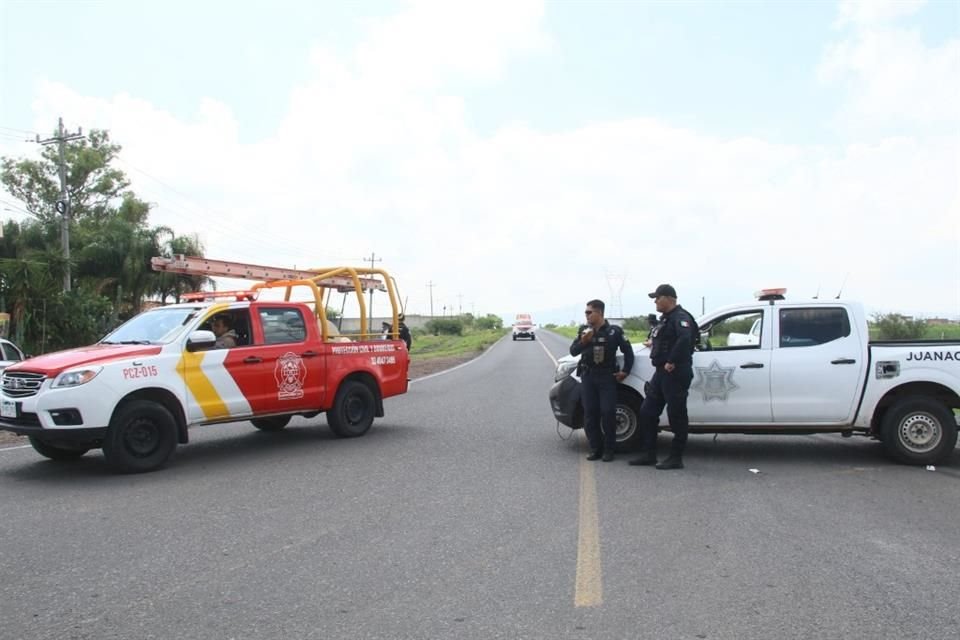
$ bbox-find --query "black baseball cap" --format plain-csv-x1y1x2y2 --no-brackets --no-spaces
648,284,678,299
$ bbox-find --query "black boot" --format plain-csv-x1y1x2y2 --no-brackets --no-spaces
656,456,684,470
586,450,603,461
602,449,615,462
628,452,657,466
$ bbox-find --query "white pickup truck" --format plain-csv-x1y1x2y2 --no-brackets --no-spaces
549,290,960,465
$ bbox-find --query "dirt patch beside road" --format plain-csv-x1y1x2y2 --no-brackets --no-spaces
0,431,25,446
408,352,481,380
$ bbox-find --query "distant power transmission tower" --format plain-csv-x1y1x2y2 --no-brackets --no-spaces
605,270,627,319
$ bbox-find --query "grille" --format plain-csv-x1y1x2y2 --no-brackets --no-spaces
2,371,46,398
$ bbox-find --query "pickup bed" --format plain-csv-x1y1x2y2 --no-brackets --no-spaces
549,295,959,465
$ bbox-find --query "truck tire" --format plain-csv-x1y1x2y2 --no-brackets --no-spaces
615,389,643,451
327,380,375,438
881,398,958,465
251,416,292,432
28,436,89,461
103,400,178,473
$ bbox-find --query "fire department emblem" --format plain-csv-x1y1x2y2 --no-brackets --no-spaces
275,352,307,400
691,359,739,402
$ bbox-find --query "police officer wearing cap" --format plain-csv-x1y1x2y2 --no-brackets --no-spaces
570,299,634,462
630,284,698,470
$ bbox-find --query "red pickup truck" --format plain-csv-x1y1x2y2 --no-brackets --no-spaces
0,264,410,473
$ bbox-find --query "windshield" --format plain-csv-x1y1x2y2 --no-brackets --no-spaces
101,307,199,345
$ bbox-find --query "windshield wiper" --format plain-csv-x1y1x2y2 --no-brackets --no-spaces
102,340,153,345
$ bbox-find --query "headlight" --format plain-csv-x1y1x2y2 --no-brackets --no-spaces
555,360,578,382
53,367,103,388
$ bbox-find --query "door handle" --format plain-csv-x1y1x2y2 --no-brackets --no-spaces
740,363,764,369
831,358,856,365
302,351,319,358
243,356,262,364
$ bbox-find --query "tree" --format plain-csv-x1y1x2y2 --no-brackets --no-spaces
1,129,130,223
1,128,207,352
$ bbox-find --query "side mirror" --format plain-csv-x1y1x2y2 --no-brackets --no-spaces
698,331,711,351
186,330,217,352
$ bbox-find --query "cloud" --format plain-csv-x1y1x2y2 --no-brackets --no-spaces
833,0,926,28
820,0,960,129
4,0,958,322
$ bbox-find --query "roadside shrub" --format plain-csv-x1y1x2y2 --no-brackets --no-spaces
425,318,464,336
871,313,926,340
474,314,503,330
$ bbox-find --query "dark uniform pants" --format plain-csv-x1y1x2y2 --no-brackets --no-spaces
639,364,693,457
581,369,617,453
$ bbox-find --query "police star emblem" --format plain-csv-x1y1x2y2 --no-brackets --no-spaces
691,359,739,402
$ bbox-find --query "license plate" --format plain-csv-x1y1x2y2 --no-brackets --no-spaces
1,400,16,419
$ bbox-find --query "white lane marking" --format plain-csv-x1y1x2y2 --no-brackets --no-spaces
537,334,558,367
0,444,32,453
410,334,508,384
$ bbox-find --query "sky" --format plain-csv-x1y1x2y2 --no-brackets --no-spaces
1,0,958,325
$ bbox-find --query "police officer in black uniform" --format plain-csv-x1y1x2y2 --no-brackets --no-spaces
570,299,634,462
629,284,698,470
397,314,412,350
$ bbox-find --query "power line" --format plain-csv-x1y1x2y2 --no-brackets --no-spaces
112,156,357,263
0,125,39,135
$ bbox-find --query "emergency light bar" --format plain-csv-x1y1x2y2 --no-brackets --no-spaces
754,287,787,301
182,290,259,302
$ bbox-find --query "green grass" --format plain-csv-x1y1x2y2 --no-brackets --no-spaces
409,329,508,359
922,325,960,340
546,325,647,343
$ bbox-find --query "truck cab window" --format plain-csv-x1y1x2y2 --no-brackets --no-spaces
260,308,308,345
779,308,850,348
700,311,763,350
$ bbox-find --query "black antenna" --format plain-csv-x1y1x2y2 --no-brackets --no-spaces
835,273,849,299
813,284,820,299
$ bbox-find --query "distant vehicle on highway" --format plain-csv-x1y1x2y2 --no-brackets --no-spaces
513,313,536,341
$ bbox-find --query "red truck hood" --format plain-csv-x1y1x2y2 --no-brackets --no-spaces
7,344,163,376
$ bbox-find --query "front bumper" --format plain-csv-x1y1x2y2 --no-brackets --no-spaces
0,418,106,442
549,376,582,429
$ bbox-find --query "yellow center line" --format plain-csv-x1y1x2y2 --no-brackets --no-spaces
538,332,604,607
575,439,603,607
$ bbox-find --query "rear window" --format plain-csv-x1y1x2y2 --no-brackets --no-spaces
260,308,308,345
779,308,851,348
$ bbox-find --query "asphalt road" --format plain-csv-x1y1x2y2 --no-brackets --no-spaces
1,331,958,640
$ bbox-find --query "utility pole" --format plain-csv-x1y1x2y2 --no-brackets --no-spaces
362,252,382,332
457,293,463,316
37,117,84,293
427,281,436,317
